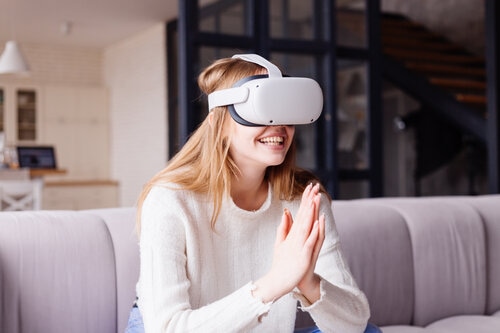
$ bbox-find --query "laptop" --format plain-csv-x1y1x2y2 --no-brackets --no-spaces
16,146,57,169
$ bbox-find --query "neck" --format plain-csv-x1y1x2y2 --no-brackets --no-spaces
231,171,268,211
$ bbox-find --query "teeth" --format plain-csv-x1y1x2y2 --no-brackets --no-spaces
259,136,284,145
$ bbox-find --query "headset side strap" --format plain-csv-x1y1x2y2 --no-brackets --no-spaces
208,86,249,111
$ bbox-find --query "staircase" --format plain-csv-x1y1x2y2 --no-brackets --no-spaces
380,12,487,142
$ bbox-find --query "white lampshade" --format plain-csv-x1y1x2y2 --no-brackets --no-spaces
0,41,30,75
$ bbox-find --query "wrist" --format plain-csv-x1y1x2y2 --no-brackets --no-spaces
297,274,321,303
252,273,290,304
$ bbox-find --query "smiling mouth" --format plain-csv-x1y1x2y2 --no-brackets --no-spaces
259,136,285,146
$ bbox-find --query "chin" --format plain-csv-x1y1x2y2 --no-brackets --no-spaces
267,158,287,166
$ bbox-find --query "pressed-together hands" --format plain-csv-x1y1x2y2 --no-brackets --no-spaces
252,183,326,304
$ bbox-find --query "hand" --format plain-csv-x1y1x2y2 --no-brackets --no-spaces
295,183,325,302
297,211,325,303
252,183,324,303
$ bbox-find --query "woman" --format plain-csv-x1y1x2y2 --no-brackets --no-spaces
129,54,373,332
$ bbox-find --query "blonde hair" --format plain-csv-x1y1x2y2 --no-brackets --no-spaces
136,56,325,233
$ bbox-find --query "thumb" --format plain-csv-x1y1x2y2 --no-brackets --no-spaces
276,209,292,243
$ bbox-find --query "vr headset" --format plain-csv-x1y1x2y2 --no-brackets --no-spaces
208,54,323,126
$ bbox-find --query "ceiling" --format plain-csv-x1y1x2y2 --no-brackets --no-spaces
0,0,181,49
0,0,484,54
0,0,358,50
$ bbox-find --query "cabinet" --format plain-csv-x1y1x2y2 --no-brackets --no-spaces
17,90,37,141
1,84,116,209
0,88,4,132
41,85,109,180
0,85,108,179
42,181,119,210
0,84,41,144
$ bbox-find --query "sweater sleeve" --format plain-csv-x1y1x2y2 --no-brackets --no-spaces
137,186,271,333
295,195,370,333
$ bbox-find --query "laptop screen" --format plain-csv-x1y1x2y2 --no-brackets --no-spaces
16,146,57,169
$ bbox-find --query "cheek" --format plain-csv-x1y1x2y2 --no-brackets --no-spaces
287,127,296,143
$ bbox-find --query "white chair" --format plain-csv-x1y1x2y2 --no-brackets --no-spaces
0,180,38,211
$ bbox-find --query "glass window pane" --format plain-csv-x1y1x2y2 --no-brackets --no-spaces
199,0,250,36
271,52,319,171
338,180,370,199
337,60,368,170
337,4,366,48
270,0,315,40
199,46,247,70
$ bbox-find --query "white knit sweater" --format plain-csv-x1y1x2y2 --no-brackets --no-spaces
136,184,370,333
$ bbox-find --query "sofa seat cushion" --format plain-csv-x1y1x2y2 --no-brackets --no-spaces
426,315,500,333
380,325,427,332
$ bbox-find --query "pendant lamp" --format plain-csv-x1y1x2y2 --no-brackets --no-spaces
0,40,30,75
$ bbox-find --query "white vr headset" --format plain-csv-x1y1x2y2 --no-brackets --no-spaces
208,54,323,126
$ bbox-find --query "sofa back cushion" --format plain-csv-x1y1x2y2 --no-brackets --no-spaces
0,211,117,333
459,195,500,315
379,198,487,326
333,201,414,326
84,208,139,333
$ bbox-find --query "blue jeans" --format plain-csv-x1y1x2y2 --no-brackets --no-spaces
125,307,144,333
125,307,382,333
294,322,381,333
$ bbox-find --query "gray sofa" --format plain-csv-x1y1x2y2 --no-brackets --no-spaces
0,195,499,333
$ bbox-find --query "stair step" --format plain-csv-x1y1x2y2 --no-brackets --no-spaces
429,77,486,90
381,12,489,135
405,62,486,77
384,47,484,64
381,26,442,40
382,35,464,52
455,93,486,105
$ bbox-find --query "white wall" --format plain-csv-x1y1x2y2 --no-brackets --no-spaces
103,24,167,207
0,42,102,86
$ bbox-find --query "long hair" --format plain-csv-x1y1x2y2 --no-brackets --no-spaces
136,56,324,233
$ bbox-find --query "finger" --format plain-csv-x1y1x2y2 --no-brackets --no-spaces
302,183,320,218
306,183,319,203
311,214,326,261
292,184,320,238
319,213,326,242
304,219,320,256
301,183,313,202
312,193,321,222
283,208,293,235
295,199,316,237
276,210,290,244
311,182,320,195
